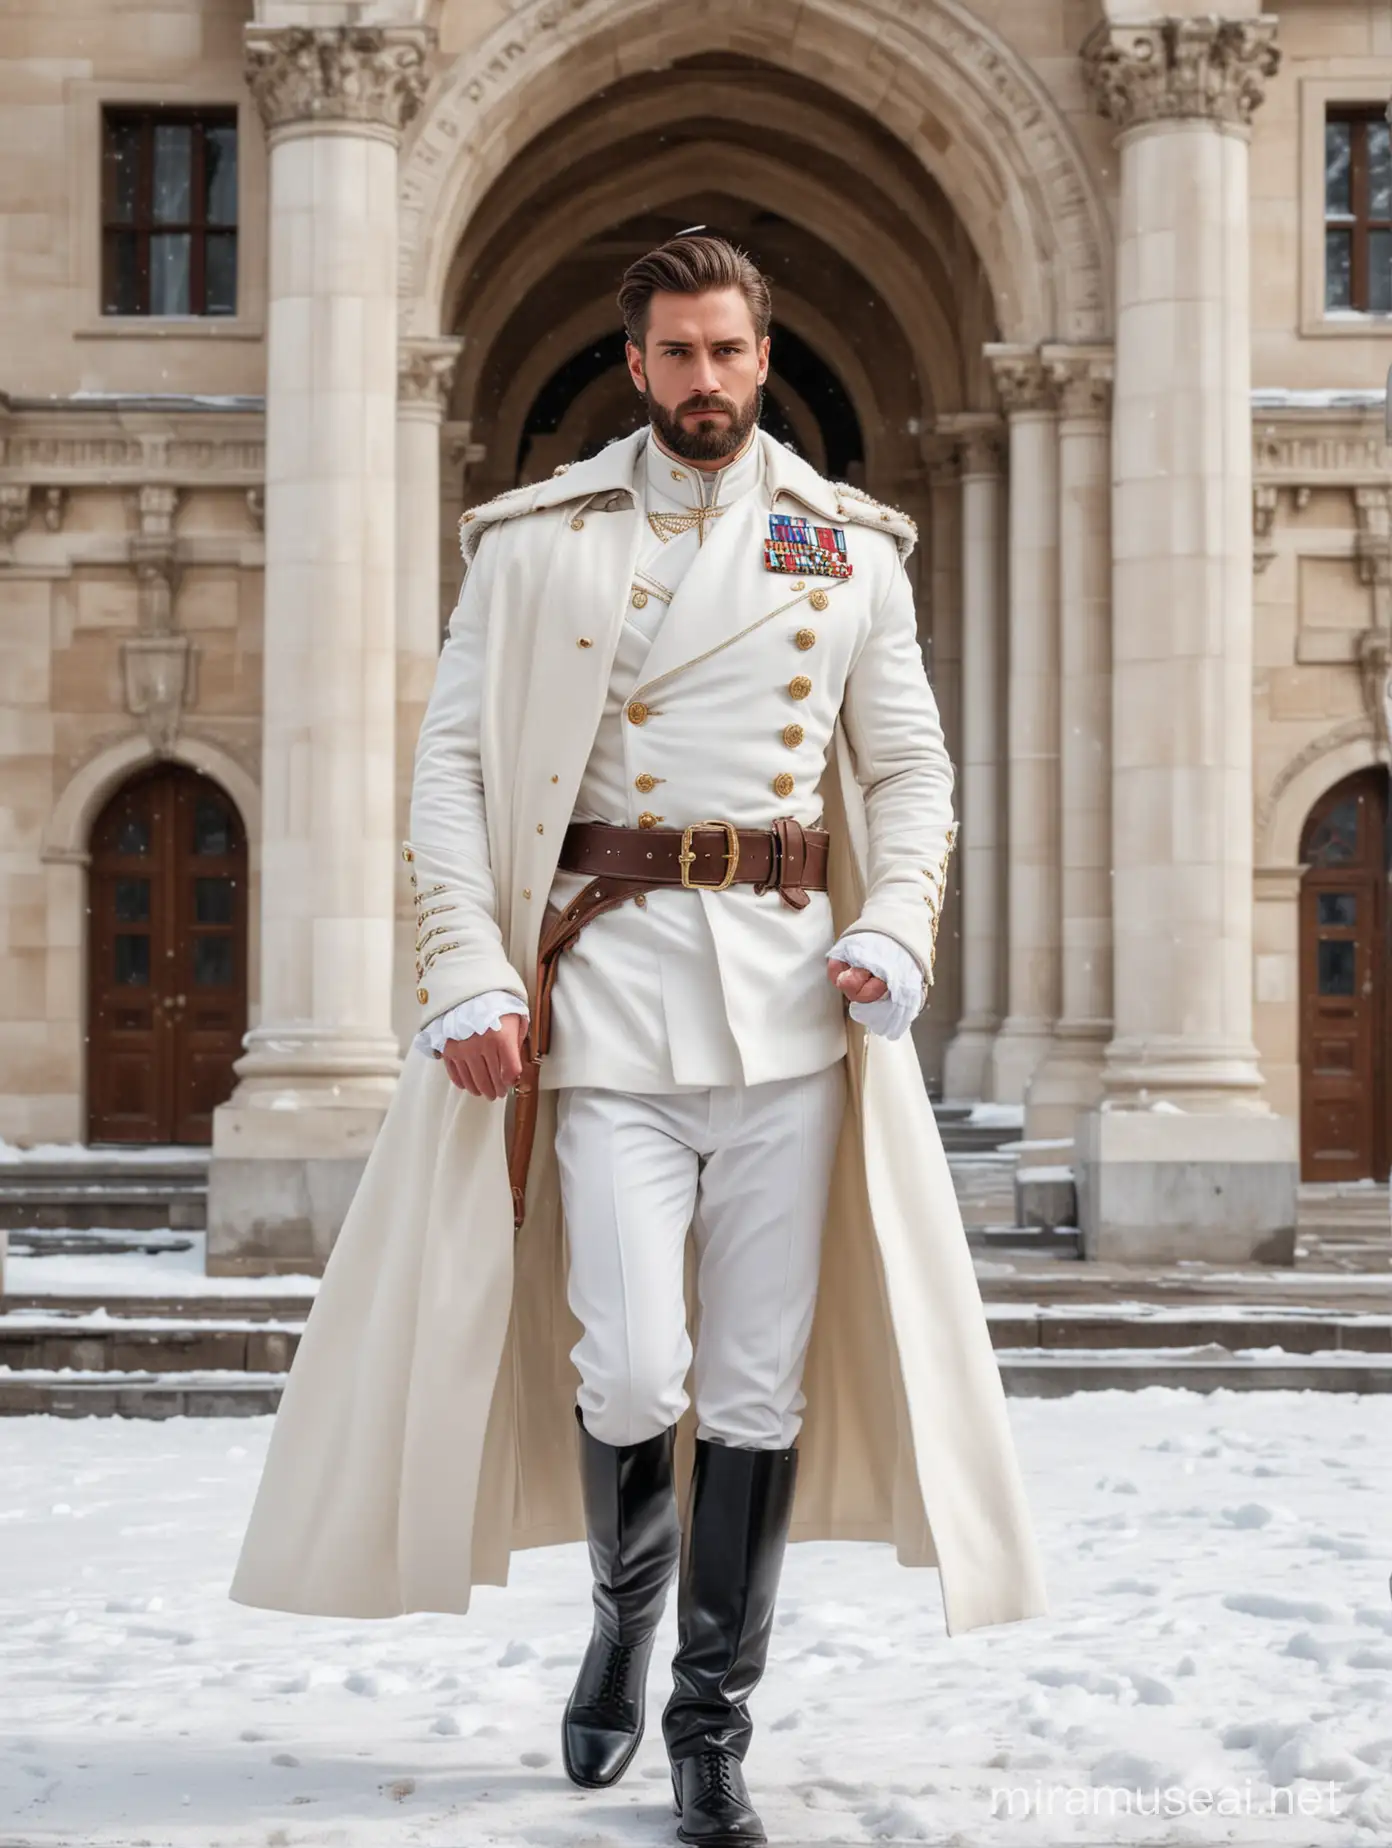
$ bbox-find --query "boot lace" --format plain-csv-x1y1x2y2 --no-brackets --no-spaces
696,1749,735,1798
595,1639,639,1713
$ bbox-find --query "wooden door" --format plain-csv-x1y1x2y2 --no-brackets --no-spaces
1299,769,1389,1181
87,767,247,1145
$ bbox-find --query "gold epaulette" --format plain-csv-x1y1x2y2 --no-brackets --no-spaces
830,481,918,559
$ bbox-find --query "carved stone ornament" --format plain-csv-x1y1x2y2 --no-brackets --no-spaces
1044,347,1114,421
244,25,435,141
1252,484,1278,575
1082,17,1280,133
984,348,1057,417
1357,628,1392,758
0,483,31,549
123,635,195,755
398,338,464,411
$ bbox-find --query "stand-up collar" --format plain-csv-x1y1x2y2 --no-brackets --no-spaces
643,425,764,511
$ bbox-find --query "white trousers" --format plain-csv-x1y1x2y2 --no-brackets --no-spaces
554,1061,847,1450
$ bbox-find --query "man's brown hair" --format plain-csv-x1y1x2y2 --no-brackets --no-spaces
617,233,773,348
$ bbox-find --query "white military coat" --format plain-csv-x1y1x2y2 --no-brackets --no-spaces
228,425,1049,1638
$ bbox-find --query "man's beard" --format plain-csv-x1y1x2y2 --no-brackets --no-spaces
645,383,762,461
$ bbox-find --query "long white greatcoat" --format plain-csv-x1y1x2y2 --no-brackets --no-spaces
229,425,1049,1638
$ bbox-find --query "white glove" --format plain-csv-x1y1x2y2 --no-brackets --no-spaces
414,989,530,1059
827,930,926,1041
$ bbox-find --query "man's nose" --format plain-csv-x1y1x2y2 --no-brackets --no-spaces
691,355,721,394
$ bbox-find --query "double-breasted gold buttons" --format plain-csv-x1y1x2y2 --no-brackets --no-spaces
416,986,429,1004
635,773,658,793
795,628,816,650
570,516,585,531
772,772,795,798
638,811,662,828
627,700,649,725
789,676,812,701
783,723,805,749
809,589,830,611
631,588,649,609
577,636,593,648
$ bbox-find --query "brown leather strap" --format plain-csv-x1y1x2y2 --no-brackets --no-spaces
558,819,828,901
507,817,829,1230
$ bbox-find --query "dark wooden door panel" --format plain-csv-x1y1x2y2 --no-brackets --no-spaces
1299,770,1388,1182
87,767,247,1146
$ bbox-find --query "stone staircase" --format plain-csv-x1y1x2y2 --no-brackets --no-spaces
0,1147,207,1231
0,1146,1386,1415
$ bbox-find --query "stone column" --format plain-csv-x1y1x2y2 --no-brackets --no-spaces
1023,349,1115,1139
208,25,433,1274
986,353,1061,1106
1078,15,1296,1264
394,337,462,1052
943,421,1006,1102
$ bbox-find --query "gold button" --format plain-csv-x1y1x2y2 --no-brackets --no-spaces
670,469,685,481
551,774,559,783
635,773,657,793
791,579,805,591
632,588,649,609
789,675,812,700
783,723,804,749
416,986,429,1004
401,846,414,863
577,636,593,648
536,823,544,834
772,772,795,798
523,888,531,899
570,516,585,531
627,700,649,725
638,811,662,828
795,628,816,650
809,589,829,611
634,893,648,909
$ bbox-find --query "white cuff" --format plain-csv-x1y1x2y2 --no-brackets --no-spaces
413,990,530,1059
827,930,925,1041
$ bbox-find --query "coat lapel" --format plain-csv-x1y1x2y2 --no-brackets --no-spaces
626,432,855,704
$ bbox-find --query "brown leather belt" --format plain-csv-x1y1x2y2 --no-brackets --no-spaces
507,817,830,1229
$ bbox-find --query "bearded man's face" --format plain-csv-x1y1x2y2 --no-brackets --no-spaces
626,286,771,465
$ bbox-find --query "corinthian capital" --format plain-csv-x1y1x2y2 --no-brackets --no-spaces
1082,17,1279,133
244,25,434,143
984,347,1057,416
398,337,464,413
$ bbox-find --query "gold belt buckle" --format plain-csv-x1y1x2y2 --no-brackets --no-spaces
679,819,741,891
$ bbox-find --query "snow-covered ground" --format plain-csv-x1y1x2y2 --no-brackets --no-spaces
3,1234,320,1299
2,1390,1390,1847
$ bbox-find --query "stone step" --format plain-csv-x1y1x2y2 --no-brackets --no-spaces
4,1303,1390,1379
5,1345,1392,1417
0,1153,208,1231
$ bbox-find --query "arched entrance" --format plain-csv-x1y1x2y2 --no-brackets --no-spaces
87,765,248,1145
1298,767,1390,1181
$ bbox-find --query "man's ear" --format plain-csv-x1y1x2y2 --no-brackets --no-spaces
756,333,771,386
625,339,647,394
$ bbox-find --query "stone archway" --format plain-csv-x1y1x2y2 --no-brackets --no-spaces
398,0,1111,348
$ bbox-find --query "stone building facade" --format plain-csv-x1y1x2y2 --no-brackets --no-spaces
1,0,1390,1268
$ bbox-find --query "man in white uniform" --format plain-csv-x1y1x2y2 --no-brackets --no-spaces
411,234,954,1848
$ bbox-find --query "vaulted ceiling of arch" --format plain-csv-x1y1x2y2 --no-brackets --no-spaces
443,52,997,482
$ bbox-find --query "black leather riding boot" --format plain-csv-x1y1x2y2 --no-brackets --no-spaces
662,1436,799,1847
562,1402,682,1789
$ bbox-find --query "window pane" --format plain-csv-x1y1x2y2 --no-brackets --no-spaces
1317,892,1358,928
1306,797,1360,866
194,876,234,924
205,231,237,315
1317,939,1357,997
114,878,151,923
1371,120,1392,219
151,123,192,224
1370,229,1392,313
205,124,237,226
1326,228,1353,310
114,934,150,987
114,816,151,856
193,797,233,855
1326,117,1353,216
150,233,191,314
104,117,142,225
104,230,142,315
192,935,233,987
